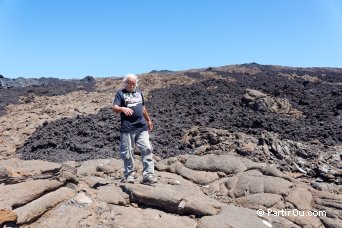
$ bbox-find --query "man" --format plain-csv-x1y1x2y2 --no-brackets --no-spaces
112,73,157,184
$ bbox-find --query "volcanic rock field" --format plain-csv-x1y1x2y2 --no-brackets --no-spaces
0,64,341,227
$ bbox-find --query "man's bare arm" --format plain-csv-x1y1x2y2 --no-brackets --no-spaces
143,106,153,131
112,105,133,116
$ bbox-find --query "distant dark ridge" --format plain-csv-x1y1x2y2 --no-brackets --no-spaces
211,63,342,83
18,72,341,163
0,76,96,116
0,75,96,89
149,70,174,74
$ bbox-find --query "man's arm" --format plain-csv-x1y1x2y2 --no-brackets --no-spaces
112,91,133,116
143,106,153,131
112,105,133,116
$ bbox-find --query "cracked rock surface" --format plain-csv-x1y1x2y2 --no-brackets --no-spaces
0,155,341,227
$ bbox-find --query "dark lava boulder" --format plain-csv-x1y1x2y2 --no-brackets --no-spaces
80,76,96,83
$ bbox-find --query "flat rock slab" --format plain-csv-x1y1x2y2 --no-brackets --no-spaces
121,182,224,217
0,179,63,209
83,175,109,189
197,205,298,228
77,159,123,176
285,186,313,210
14,187,75,224
184,155,248,174
73,192,93,205
235,193,284,209
110,205,197,228
0,158,61,179
32,203,92,228
96,185,129,206
156,159,219,184
225,174,294,198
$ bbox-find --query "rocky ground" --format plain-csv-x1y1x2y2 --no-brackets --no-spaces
0,63,341,227
0,76,96,116
1,154,341,227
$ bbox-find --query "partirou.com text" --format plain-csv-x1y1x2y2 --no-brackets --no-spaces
257,209,326,217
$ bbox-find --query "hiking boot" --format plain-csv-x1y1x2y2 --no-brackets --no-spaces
126,175,135,184
142,176,158,185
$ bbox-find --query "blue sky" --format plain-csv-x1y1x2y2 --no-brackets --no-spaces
1,0,342,79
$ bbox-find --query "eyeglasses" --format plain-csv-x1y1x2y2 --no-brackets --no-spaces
126,81,136,86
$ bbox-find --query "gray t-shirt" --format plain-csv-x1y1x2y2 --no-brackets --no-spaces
113,89,147,133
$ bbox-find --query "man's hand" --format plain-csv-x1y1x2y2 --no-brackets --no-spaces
112,105,133,115
147,120,154,131
122,107,133,116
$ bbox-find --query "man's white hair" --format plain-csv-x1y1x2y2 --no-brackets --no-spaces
123,73,138,84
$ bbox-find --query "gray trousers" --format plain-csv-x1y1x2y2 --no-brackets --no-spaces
119,130,154,179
